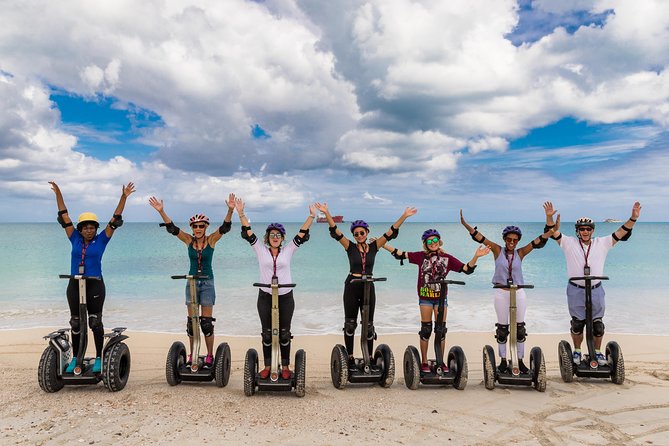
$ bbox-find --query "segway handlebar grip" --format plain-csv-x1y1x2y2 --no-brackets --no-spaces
569,276,609,282
493,284,534,289
428,280,465,286
58,274,101,281
171,274,209,280
252,282,296,288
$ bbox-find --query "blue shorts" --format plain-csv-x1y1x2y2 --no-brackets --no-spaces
419,296,448,308
184,279,216,307
567,282,605,320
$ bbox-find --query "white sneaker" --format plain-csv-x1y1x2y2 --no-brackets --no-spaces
572,350,582,365
595,351,607,366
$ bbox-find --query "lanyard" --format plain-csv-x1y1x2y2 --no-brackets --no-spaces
271,248,280,277
79,240,90,274
359,243,368,274
193,237,206,273
506,249,515,283
579,239,592,274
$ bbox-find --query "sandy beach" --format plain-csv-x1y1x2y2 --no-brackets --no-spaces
2,329,669,445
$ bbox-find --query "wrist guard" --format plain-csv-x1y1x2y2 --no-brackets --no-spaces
462,263,477,275
57,209,72,228
160,221,180,236
241,226,257,244
218,220,232,235
551,233,562,241
531,237,548,249
329,225,343,241
294,229,310,246
109,214,123,230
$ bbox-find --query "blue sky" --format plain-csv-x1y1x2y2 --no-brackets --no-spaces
1,0,667,223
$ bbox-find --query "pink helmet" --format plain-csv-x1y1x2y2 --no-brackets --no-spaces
189,214,210,226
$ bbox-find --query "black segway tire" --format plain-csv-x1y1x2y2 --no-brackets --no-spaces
403,346,420,390
607,341,625,385
330,344,348,389
294,349,306,398
214,342,231,388
38,346,64,393
448,346,468,390
166,341,186,386
375,344,395,388
558,340,574,383
243,348,258,396
482,345,496,390
530,346,546,392
103,342,131,392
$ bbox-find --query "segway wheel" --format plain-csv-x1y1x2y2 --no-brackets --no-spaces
214,342,231,388
102,342,131,392
403,346,420,390
558,340,574,383
294,349,306,398
166,341,186,386
530,347,546,392
38,346,64,393
482,345,496,390
448,346,468,390
374,344,395,388
606,341,625,385
330,344,348,389
243,348,258,396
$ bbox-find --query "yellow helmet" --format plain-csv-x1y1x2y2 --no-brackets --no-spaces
77,212,100,230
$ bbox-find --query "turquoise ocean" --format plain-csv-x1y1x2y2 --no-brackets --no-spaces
1,222,667,336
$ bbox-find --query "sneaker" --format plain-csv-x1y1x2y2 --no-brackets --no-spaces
595,351,608,366
186,354,192,366
281,368,292,380
348,356,357,370
203,354,214,369
572,350,582,365
440,363,450,373
65,357,77,373
498,359,508,374
421,363,430,373
259,367,271,379
518,359,529,374
92,357,102,373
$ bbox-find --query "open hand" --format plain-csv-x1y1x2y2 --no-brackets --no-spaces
226,193,236,210
148,196,163,212
543,201,557,218
122,182,136,198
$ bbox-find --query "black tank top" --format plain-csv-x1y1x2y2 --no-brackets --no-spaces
346,242,378,275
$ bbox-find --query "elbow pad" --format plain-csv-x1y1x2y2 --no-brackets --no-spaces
218,220,232,235
294,229,310,246
57,209,73,228
470,228,484,243
109,214,123,230
462,264,477,275
329,225,343,241
544,224,554,233
391,248,406,265
384,225,399,241
531,237,548,249
160,221,180,236
612,227,632,242
241,226,257,244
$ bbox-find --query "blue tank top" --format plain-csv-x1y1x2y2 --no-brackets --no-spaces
492,249,524,285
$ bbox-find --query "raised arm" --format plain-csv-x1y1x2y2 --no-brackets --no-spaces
105,182,135,238
461,245,491,274
235,198,258,245
49,181,74,238
460,209,501,256
291,204,317,247
149,196,192,245
207,193,236,246
375,206,417,249
517,219,558,258
381,242,408,264
543,201,562,245
314,202,349,249
611,201,641,246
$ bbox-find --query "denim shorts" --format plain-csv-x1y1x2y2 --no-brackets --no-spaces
184,279,216,307
419,296,448,308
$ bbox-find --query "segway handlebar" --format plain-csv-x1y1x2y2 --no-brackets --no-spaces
350,276,387,283
59,274,101,281
493,283,534,289
253,282,296,288
171,274,209,280
569,275,609,282
428,280,465,286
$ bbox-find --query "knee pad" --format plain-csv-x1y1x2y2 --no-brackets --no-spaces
200,317,215,337
343,318,357,337
186,318,194,337
516,322,527,343
279,328,292,346
435,322,447,342
261,328,272,346
570,317,585,335
495,323,509,344
69,316,81,335
366,322,377,341
88,313,103,333
419,321,433,341
592,318,605,337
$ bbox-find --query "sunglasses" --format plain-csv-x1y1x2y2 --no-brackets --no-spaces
505,237,519,243
425,237,440,245
192,224,207,229
268,233,283,239
578,227,593,232
353,231,366,237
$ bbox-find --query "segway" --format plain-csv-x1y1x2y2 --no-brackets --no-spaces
244,277,306,397
483,282,546,392
558,275,624,384
330,275,394,389
165,274,231,387
38,274,131,393
403,279,468,390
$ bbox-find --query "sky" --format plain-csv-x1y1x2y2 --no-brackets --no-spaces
1,0,668,223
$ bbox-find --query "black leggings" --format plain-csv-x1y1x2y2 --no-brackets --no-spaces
257,290,295,367
67,278,106,357
343,275,376,355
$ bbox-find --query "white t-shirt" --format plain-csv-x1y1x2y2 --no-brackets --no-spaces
252,239,298,295
560,234,613,286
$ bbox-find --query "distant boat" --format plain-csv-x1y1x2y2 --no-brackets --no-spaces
317,214,343,223
604,218,622,223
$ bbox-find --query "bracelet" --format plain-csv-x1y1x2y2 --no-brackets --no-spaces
309,215,316,218
630,218,637,222
238,213,246,218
